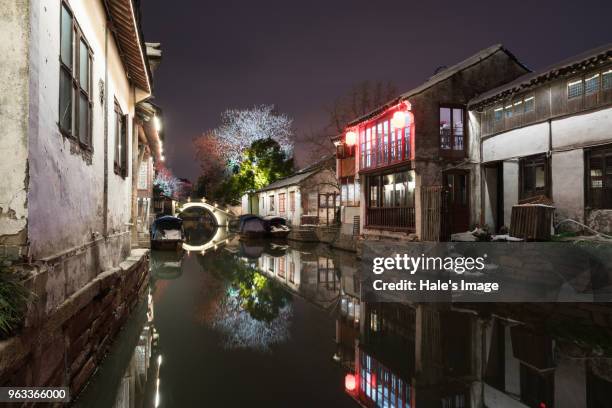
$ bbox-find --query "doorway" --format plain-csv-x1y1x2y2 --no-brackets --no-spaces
483,162,504,232
443,170,470,234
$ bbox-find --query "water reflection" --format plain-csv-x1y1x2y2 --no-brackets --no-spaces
76,224,612,408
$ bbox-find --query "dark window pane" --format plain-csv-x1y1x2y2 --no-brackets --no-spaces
440,108,451,149
79,40,89,92
383,173,395,207
452,108,464,135
79,93,88,144
369,177,379,207
59,68,72,132
60,5,72,68
524,166,535,191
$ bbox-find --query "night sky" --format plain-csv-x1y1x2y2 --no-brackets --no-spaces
141,0,612,181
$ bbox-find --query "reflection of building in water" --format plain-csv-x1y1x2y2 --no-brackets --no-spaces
337,302,612,408
113,292,162,408
251,245,358,310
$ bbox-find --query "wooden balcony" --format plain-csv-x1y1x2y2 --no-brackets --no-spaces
365,207,415,231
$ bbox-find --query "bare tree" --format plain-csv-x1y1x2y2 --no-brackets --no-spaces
299,80,398,164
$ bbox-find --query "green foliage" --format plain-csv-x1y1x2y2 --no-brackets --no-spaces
203,252,291,322
211,138,293,204
0,264,32,339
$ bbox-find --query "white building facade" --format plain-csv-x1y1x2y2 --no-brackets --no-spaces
470,44,612,233
0,0,154,391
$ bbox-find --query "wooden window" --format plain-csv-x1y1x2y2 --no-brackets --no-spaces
307,192,318,214
585,74,600,96
493,107,503,122
358,112,410,170
504,104,513,119
341,176,360,207
365,170,416,229
279,193,286,213
439,106,465,154
603,70,612,91
269,195,275,212
289,191,295,212
568,79,583,99
519,154,549,200
138,161,148,189
586,145,612,209
524,96,535,112
513,100,523,116
59,2,93,148
278,256,285,278
113,102,128,177
289,262,295,283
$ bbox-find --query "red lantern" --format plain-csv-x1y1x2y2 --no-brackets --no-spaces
345,373,357,391
345,131,357,146
391,111,407,129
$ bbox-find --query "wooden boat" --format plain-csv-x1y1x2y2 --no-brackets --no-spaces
150,216,185,250
238,214,291,239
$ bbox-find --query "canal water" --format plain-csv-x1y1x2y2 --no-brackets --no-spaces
73,224,612,408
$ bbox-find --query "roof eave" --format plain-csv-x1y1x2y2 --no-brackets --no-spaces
104,0,152,94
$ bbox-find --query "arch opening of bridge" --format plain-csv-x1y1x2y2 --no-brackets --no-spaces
176,199,235,227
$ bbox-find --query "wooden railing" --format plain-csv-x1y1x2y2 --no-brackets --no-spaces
365,207,415,230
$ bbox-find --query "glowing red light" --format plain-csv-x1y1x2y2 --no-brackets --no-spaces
391,111,407,129
371,373,377,388
345,131,357,146
345,373,357,391
539,403,546,408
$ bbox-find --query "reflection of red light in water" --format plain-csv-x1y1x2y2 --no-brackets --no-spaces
345,374,357,391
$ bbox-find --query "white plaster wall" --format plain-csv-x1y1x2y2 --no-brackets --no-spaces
341,206,359,235
27,0,133,260
552,107,612,149
554,357,586,408
484,384,528,408
483,122,549,162
0,0,29,240
552,150,584,223
483,166,498,229
502,161,519,227
504,326,521,397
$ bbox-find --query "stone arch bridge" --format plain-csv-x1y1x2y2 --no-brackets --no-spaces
175,199,236,227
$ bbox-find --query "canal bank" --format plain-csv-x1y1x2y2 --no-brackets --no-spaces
0,249,149,395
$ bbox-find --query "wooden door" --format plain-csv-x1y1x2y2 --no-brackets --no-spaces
443,170,470,234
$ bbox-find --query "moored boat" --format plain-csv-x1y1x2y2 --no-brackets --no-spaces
238,214,291,239
151,215,185,250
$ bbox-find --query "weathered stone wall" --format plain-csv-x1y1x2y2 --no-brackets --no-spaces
0,0,30,260
587,209,612,235
0,249,149,396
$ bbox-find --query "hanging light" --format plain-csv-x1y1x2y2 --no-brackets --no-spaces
345,131,357,146
391,111,407,129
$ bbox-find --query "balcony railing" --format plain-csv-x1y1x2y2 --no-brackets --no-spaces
365,207,415,230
